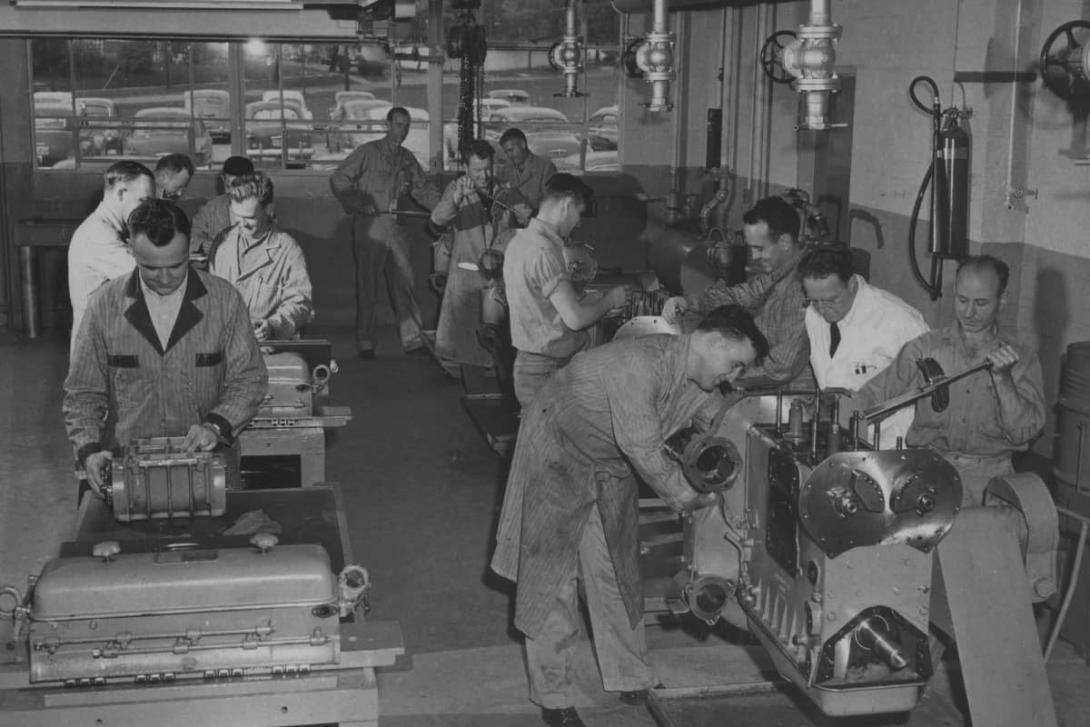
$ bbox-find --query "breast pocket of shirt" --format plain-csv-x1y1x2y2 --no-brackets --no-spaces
107,354,149,412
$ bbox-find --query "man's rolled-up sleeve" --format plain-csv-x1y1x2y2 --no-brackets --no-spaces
429,182,459,230
208,290,268,436
603,358,697,509
999,350,1046,446
63,295,111,463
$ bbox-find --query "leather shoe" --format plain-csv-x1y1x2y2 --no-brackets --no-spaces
541,706,585,727
358,350,376,361
404,346,430,357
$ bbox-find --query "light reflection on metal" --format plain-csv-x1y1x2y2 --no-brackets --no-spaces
633,0,675,111
548,0,584,98
782,0,843,130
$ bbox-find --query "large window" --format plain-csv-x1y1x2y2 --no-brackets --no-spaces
28,5,620,173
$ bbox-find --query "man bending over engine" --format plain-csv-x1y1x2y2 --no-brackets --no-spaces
491,305,769,727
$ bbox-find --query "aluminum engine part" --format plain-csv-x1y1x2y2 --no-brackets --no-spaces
260,351,313,415
107,436,226,522
25,537,342,685
799,449,962,558
676,392,955,716
664,427,741,493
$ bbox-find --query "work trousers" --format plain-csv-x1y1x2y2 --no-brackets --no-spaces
524,505,654,709
943,451,1014,507
352,214,424,353
512,350,573,409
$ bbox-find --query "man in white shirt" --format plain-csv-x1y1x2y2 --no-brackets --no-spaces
68,160,155,342
799,245,929,447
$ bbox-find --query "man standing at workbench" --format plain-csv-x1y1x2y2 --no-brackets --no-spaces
64,199,267,501
329,106,440,360
491,305,769,727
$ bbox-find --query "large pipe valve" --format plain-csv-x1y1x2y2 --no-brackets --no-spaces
782,1,843,130
634,31,676,111
549,0,584,98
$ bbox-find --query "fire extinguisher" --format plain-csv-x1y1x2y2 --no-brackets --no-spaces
907,76,970,300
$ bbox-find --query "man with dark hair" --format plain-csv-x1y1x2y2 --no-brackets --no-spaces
330,106,440,360
492,305,769,727
663,195,813,387
210,172,313,340
68,160,156,342
503,172,628,405
154,153,195,201
190,155,255,258
64,198,267,500
429,139,522,376
799,244,928,447
855,254,1045,505
498,127,557,213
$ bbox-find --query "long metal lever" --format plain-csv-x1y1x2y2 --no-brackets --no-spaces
861,360,992,422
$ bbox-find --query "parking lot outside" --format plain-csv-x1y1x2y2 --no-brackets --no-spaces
31,41,622,175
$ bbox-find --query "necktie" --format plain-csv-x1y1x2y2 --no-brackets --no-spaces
829,321,841,357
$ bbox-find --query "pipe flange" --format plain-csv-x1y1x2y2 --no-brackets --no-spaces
796,23,842,42
795,77,840,93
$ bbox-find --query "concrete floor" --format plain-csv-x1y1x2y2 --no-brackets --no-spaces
2,323,1090,726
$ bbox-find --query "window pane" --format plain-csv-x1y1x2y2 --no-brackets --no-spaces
31,38,76,169
185,42,233,166
436,2,621,175
309,42,399,173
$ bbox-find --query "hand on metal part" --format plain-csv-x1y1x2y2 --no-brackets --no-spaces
183,423,219,453
84,450,113,495
986,344,1020,374
253,319,273,342
661,296,689,323
454,175,478,208
676,488,720,513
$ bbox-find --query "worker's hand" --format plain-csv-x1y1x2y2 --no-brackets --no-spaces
511,203,533,226
83,450,113,495
182,423,220,452
986,344,1020,374
253,319,273,342
358,204,379,216
676,489,720,513
606,285,629,310
661,296,689,323
453,175,478,208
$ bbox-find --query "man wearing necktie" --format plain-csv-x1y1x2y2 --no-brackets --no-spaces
799,244,928,447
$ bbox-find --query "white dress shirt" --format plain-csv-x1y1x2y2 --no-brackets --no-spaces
68,202,134,342
806,274,929,448
139,273,188,349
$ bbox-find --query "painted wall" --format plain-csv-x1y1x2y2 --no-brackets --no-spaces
628,0,1089,459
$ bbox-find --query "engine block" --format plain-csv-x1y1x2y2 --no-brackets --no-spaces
673,393,963,716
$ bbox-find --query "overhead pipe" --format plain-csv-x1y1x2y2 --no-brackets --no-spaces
633,0,676,111
782,0,842,130
548,0,584,98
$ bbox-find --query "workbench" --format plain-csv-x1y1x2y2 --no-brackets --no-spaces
0,485,403,727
